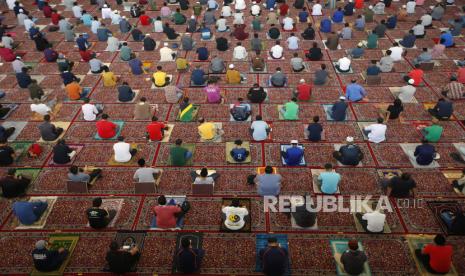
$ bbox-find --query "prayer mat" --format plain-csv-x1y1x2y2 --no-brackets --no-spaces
30,234,79,276
333,144,363,167
400,143,440,168
48,144,83,166
291,215,318,230
37,122,70,143
441,170,465,196
423,103,436,110
229,104,252,122
0,104,19,120
250,63,268,73
323,104,346,121
389,87,418,103
160,124,174,142
10,141,32,162
311,169,341,194
86,198,124,228
226,141,252,163
280,144,306,166
176,104,200,122
332,62,354,74
255,234,290,274
277,105,299,120
15,168,41,183
406,235,458,276
377,169,402,180
2,121,27,142
351,200,391,233
172,232,204,273
31,103,62,121
15,196,57,229
107,143,140,166
117,90,140,103
427,201,464,235
256,167,278,174
114,230,147,250
94,120,124,140
330,239,371,276
167,144,195,165
199,123,223,142
220,198,252,232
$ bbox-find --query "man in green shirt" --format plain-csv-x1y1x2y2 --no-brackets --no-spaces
172,8,186,24
366,31,378,49
170,139,193,166
119,42,132,61
422,118,443,143
280,98,299,120
252,17,262,31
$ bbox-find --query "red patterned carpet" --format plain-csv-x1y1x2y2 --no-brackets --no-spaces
1,0,465,274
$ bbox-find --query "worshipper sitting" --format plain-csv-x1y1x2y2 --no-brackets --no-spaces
13,199,48,225
159,43,176,62
414,139,437,166
325,32,340,50
143,34,156,51
68,165,102,185
340,240,368,275
113,136,137,163
44,47,58,62
386,15,397,29
146,116,169,142
289,196,317,228
439,31,454,48
363,117,387,143
314,64,328,85
248,84,267,104
373,1,385,14
61,70,80,86
32,240,68,273
134,158,161,184
268,24,280,40
415,234,453,274
0,43,16,62
373,20,387,38
366,31,378,49
203,79,223,104
412,20,425,38
39,115,63,141
290,53,304,72
328,96,348,122
389,42,404,61
320,17,331,33
170,139,193,166
105,33,120,52
251,51,265,72
269,67,287,87
399,30,416,48
306,116,323,142
413,48,432,66
0,138,16,166
440,209,465,235
229,139,250,162
366,60,381,76
152,195,185,229
230,98,251,121
333,136,364,166
250,115,271,141
255,166,282,196
119,42,133,61
106,241,141,274
397,79,417,102
259,237,288,276
164,83,184,104
222,198,249,231
281,140,304,166
225,64,244,84
315,163,341,194
380,98,404,122
191,65,208,86
128,54,143,75
198,118,222,141
355,209,386,233
354,15,365,31
96,114,119,139
442,76,465,100
102,66,119,87
89,54,105,74
216,36,229,51
0,168,31,198
152,66,170,87
57,54,74,73
30,98,56,117
209,56,225,74
332,7,344,24
421,118,443,143
294,79,311,101
52,139,76,164
306,42,323,61
233,42,248,60
301,23,315,40
16,67,32,89
381,172,416,197
346,80,367,102
66,80,89,101
191,167,220,186
334,56,351,73
269,41,284,60
86,197,117,229
280,98,299,120
348,43,364,59
428,98,453,120
196,45,209,61
174,237,205,274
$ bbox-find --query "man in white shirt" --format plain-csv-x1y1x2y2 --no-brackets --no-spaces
233,12,244,25
250,115,270,141
222,198,249,231
91,18,101,34
420,13,432,27
23,16,35,32
398,79,417,102
388,43,403,61
12,56,26,73
221,5,232,17
287,33,299,50
233,42,248,60
282,16,294,31
17,10,28,26
7,0,16,10
30,99,52,116
412,21,425,38
81,98,102,121
2,34,16,49
312,2,322,15
113,136,137,163
159,42,176,62
356,210,386,233
72,3,83,18
101,4,112,19
406,0,416,14
111,10,122,25
363,117,387,143
269,41,284,59
335,56,351,73
235,0,246,10
133,158,161,182
216,16,228,32
251,2,261,16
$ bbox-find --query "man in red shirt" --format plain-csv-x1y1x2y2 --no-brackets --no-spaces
139,12,151,26
404,64,424,86
79,49,93,62
51,10,60,25
152,195,183,229
96,114,118,139
415,234,453,274
279,3,289,16
146,116,168,141
0,44,16,62
42,2,53,18
295,79,312,101
457,66,465,84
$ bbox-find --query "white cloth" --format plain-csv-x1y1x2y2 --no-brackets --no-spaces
283,17,294,30
251,120,269,141
133,167,160,182
222,206,249,230
251,4,261,16
81,103,99,121
106,36,120,52
113,142,132,163
270,45,284,58
216,18,228,31
364,123,387,143
312,3,322,15
160,47,175,61
7,0,16,10
389,46,403,61
101,7,112,19
221,6,232,16
420,14,432,26
110,13,122,24
406,1,416,13
287,36,299,50
91,20,101,34
30,104,51,115
233,46,248,60
154,20,164,32
337,57,351,71
23,18,35,32
233,12,244,24
235,0,246,10
12,59,25,73
398,85,416,102
72,5,83,18
362,211,386,233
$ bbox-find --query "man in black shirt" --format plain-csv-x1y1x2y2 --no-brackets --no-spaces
333,136,364,166
52,139,75,164
163,23,180,40
32,240,68,272
247,83,267,103
307,116,323,142
216,36,228,51
301,23,315,40
382,173,416,197
306,42,323,61
441,210,465,235
0,168,31,198
259,237,288,276
39,115,64,141
106,241,140,274
0,125,15,140
290,197,317,228
143,34,156,51
382,98,403,121
268,24,280,39
340,240,368,275
175,237,205,273
86,197,117,229
0,138,15,166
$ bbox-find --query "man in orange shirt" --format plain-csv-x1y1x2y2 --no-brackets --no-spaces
415,234,453,274
65,81,90,100
95,114,118,139
403,64,424,86
294,79,312,101
146,116,169,141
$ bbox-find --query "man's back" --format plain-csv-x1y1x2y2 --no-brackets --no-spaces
176,248,203,273
332,101,348,121
153,205,181,228
284,147,303,165
257,174,281,196
259,246,288,276
13,202,36,225
341,250,367,275
170,146,188,166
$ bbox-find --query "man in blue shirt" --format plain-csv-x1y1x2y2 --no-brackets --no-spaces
343,0,354,15
266,0,276,9
428,98,453,120
330,96,348,121
76,34,90,51
13,200,48,225
332,7,344,23
317,163,341,194
354,15,365,31
96,24,112,41
16,67,33,88
298,7,309,22
399,30,416,48
346,80,367,101
320,17,332,33
333,136,364,166
128,54,143,75
191,65,207,85
118,82,135,102
414,139,436,165
174,237,205,274
230,139,250,162
386,15,397,29
61,70,80,86
366,60,381,75
440,31,454,47
198,24,212,40
81,11,93,26
44,47,58,62
281,140,304,166
307,116,323,141
32,240,68,272
196,46,209,61
256,166,282,196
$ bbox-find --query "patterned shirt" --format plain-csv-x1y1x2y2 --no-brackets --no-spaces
443,81,465,100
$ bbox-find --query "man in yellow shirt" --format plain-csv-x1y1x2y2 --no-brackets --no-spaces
225,64,242,84
198,117,217,140
102,66,119,87
176,57,189,71
152,65,168,87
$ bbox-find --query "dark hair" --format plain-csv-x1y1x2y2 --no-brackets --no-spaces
69,166,78,174
7,168,16,176
158,195,167,205
181,237,191,248
117,136,124,141
324,163,332,170
175,139,183,145
434,234,446,245
138,158,145,167
152,116,158,121
321,64,326,70
386,50,392,55
93,197,103,207
43,114,51,121
265,166,273,174
231,198,240,207
268,237,277,243
101,114,109,119
393,98,402,106
377,117,384,124
256,115,262,120
313,116,320,123
400,173,411,180
200,168,208,177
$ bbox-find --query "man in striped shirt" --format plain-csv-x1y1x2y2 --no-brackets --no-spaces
442,76,465,100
